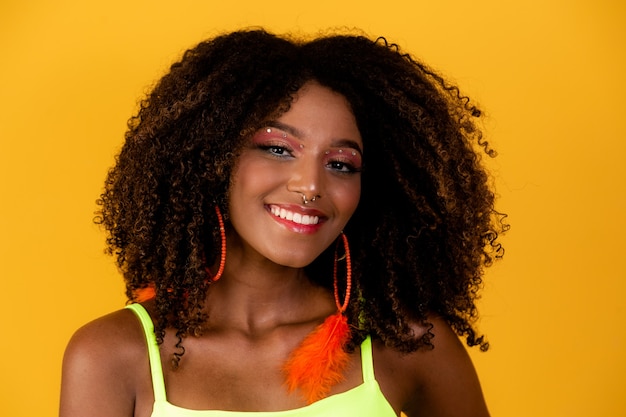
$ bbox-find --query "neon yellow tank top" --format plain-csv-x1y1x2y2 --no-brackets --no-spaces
127,303,397,417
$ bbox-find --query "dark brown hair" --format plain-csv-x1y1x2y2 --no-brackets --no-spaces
97,29,506,356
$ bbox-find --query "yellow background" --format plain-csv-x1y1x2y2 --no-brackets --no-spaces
1,1,624,416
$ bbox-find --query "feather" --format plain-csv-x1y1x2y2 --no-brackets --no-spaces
133,285,156,302
283,311,352,404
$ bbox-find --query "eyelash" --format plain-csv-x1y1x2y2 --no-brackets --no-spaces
328,160,361,174
258,144,292,157
256,144,361,174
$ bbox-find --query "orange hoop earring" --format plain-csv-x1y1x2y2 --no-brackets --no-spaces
283,232,353,404
132,205,226,302
205,205,226,282
333,232,352,315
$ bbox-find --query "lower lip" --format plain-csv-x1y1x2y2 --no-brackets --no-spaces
268,211,324,234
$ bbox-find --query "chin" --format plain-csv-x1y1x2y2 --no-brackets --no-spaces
265,248,323,269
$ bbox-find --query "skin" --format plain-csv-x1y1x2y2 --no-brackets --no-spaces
60,82,490,417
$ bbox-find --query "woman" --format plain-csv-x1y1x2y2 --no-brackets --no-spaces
60,29,505,417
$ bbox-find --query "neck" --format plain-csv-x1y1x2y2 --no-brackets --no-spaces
204,247,334,336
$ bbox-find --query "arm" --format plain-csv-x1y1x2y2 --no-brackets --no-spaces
59,310,145,417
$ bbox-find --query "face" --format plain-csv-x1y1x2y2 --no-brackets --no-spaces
228,82,363,268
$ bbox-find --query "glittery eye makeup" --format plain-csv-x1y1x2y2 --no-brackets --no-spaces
253,127,289,142
323,148,363,173
251,125,363,173
251,127,299,155
265,127,286,138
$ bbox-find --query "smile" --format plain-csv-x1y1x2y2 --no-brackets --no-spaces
269,205,320,225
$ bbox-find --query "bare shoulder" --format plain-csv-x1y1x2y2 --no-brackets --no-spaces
60,308,150,417
373,316,490,417
63,308,146,370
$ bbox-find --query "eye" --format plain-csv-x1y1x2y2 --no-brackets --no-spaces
327,160,361,174
324,148,362,174
258,144,293,158
267,146,287,156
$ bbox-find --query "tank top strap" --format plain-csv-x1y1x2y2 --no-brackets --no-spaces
125,303,167,402
360,335,375,383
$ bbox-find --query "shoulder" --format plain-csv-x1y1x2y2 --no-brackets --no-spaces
372,316,490,417
60,308,150,417
63,308,147,371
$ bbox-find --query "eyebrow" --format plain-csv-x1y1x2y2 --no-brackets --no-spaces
266,121,364,156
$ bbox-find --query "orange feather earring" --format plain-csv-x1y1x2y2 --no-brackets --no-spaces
283,232,353,404
132,205,226,302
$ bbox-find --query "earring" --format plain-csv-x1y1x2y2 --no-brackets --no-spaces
283,232,352,404
132,205,227,302
333,233,352,314
205,205,226,281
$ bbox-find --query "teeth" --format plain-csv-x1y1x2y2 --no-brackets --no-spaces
270,205,319,225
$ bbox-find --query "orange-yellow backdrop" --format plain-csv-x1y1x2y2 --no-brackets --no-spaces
1,1,624,416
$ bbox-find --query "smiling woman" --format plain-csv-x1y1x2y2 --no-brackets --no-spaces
59,29,505,417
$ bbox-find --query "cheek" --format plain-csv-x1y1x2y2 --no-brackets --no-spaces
230,157,282,197
332,179,361,217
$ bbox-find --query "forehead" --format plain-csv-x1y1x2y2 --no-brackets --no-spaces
273,82,363,148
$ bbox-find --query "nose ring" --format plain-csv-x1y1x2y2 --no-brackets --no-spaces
301,193,321,204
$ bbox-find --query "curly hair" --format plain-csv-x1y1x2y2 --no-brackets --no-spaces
96,29,506,358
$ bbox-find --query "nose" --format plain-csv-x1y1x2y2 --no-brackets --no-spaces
286,156,324,202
